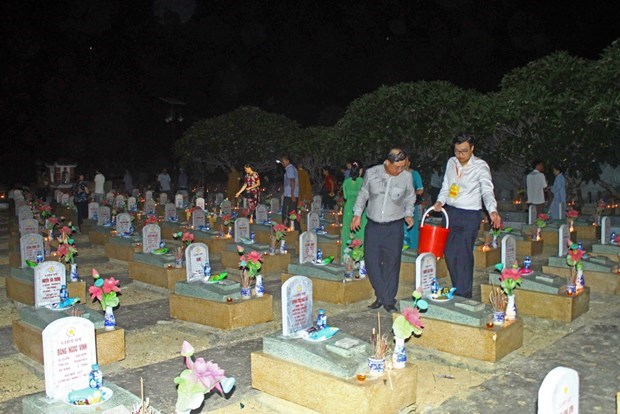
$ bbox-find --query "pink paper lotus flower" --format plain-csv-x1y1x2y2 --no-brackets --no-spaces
566,209,579,219
60,226,72,235
537,213,549,221
56,243,70,257
103,277,121,294
245,250,263,264
499,267,522,296
568,248,585,263
89,268,121,310
236,245,245,254
402,307,424,329
145,215,158,224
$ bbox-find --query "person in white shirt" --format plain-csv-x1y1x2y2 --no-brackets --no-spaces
433,134,501,298
157,168,171,197
94,170,105,203
526,160,548,215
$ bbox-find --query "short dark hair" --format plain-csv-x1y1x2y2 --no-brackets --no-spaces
350,161,362,180
453,133,475,146
532,160,543,169
280,155,291,163
387,148,408,163
553,164,564,173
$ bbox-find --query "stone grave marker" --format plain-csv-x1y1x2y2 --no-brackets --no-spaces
313,195,322,204
97,206,111,225
34,261,66,308
601,216,611,245
558,224,570,257
88,202,99,219
281,276,313,336
234,218,250,242
528,205,537,225
215,192,224,205
142,224,161,253
18,205,33,220
144,199,156,215
20,218,39,236
159,192,168,205
185,242,209,281
221,199,232,217
175,193,184,208
114,194,125,209
556,201,565,221
415,252,436,296
270,198,280,214
192,208,206,228
537,367,579,414
127,197,137,211
145,190,153,201
196,197,205,210
311,200,321,212
299,231,317,264
256,204,269,223
106,192,115,204
13,189,24,199
307,211,320,232
42,317,97,400
54,190,63,204
20,234,44,267
116,212,132,234
61,193,70,205
165,203,177,220
14,198,26,213
132,188,140,197
501,235,517,268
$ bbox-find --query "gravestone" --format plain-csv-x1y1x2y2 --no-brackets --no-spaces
501,235,517,268
192,208,206,228
42,317,97,400
196,197,205,210
20,234,44,267
115,213,132,234
195,190,204,199
19,207,33,222
34,261,66,308
106,192,115,204
313,195,322,204
270,198,280,214
537,367,579,414
127,197,137,211
221,199,232,217
185,242,209,281
281,276,313,336
256,204,269,223
132,188,140,197
299,231,318,264
159,192,168,205
601,216,611,245
145,190,153,201
20,218,39,236
415,252,436,296
14,198,26,213
556,202,565,221
307,211,320,232
144,199,156,215
215,193,224,205
55,190,63,204
528,205,537,225
558,224,570,257
97,206,111,225
88,202,99,219
142,224,161,253
114,194,125,209
61,193,70,205
234,218,250,242
311,200,321,212
165,203,177,220
175,193,184,208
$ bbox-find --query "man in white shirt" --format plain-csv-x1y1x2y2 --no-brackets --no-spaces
526,160,547,215
433,134,501,299
157,168,171,197
94,170,105,203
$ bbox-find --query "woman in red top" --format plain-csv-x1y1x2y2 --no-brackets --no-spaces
321,166,337,211
235,164,261,217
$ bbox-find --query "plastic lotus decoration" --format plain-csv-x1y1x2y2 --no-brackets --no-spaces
56,225,78,264
288,210,300,223
272,223,288,241
535,213,549,229
344,238,364,263
88,268,121,310
237,245,263,288
175,341,235,413
173,231,195,248
566,209,579,220
37,204,52,219
499,264,522,296
392,289,426,340
144,215,158,225
221,214,233,227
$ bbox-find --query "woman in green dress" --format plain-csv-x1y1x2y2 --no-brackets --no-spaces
341,162,367,257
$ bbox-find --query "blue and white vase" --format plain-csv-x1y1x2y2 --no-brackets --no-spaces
359,259,367,278
505,295,517,321
70,263,79,282
240,286,252,300
576,269,585,291
492,310,505,326
392,337,407,369
367,356,385,376
255,275,264,297
104,306,116,330
279,240,286,254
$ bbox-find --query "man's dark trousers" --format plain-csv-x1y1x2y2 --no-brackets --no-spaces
444,206,481,299
364,218,404,306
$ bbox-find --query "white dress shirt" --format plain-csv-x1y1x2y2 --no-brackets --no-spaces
437,155,498,213
526,169,547,204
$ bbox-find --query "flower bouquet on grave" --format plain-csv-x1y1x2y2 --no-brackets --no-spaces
499,264,522,320
45,216,61,237
145,215,158,225
566,208,579,231
89,268,121,330
37,203,52,219
175,341,235,414
489,223,511,248
288,210,300,230
566,242,585,293
221,214,233,237
534,213,549,240
237,245,263,297
391,289,425,369
343,238,364,277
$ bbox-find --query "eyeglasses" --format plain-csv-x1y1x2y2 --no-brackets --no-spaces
454,149,471,155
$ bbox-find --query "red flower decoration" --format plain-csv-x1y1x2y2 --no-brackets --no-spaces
402,307,424,329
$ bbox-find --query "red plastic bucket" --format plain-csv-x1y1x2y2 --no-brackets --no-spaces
418,207,450,259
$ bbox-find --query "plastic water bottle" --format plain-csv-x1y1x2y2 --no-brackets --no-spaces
431,278,438,294
523,256,532,271
89,364,103,389
250,231,255,243
612,231,617,244
36,251,44,264
59,285,68,302
316,248,323,261
577,241,583,250
316,309,327,330
203,262,211,278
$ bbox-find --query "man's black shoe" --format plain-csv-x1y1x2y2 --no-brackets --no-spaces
383,304,398,314
367,300,382,309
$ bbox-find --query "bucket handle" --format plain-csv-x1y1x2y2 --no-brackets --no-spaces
420,207,449,229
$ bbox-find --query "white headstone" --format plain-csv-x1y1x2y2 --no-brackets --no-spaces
43,317,97,400
114,194,125,209
20,218,39,235
18,205,33,220
415,252,437,296
185,243,209,282
537,367,579,414
234,218,250,242
144,199,156,215
175,193,184,208
116,212,132,234
145,190,153,201
55,190,63,204
256,204,269,223
270,198,280,214
88,202,99,219
195,189,204,199
165,203,177,220
311,200,321,212
281,276,313,336
106,191,115,202
97,206,111,225
558,224,570,257
220,199,232,217
557,202,565,220
34,261,66,308
142,224,161,253
601,216,610,245
528,205,537,225
159,192,168,204
313,195,322,204
20,234,44,267
14,198,26,213
192,209,206,228
132,188,140,197
61,193,70,205
299,231,317,264
501,235,517,268
196,197,205,211
215,193,224,205
127,197,137,211
307,211,321,232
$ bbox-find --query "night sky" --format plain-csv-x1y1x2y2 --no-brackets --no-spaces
2,1,619,183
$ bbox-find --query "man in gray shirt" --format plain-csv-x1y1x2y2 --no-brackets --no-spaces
351,148,416,313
